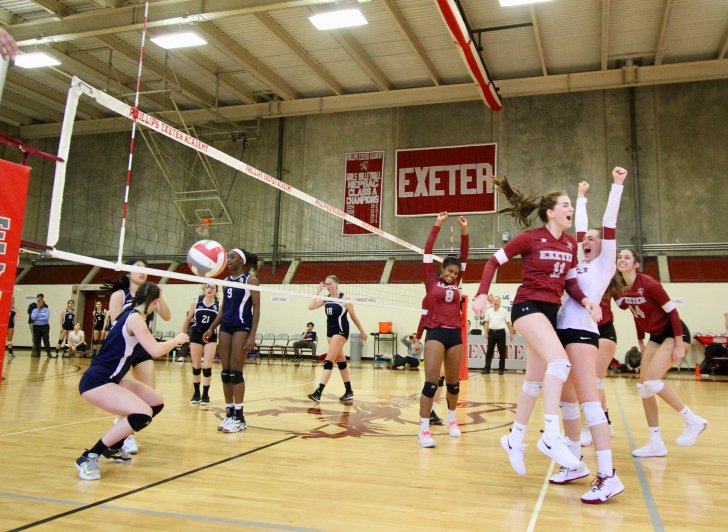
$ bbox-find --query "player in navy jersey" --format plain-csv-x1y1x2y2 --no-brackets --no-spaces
552,168,626,503
416,212,469,448
6,298,15,359
306,274,368,404
57,300,76,357
472,176,600,475
613,249,708,457
74,282,188,480
106,259,172,454
181,283,220,405
204,248,260,433
91,301,108,358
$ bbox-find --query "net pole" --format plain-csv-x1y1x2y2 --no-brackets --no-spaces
117,0,151,264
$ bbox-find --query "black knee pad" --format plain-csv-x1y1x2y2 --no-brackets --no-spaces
337,361,347,370
422,381,437,398
323,360,334,370
230,370,244,385
446,382,460,395
438,376,445,387
192,367,202,376
151,403,164,417
221,369,231,384
127,413,152,431
202,368,212,378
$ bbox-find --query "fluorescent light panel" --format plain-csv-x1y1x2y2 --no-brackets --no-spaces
499,0,552,6
14,52,61,69
150,31,207,50
309,8,368,30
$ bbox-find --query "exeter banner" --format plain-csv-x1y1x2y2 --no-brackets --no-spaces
0,160,31,369
343,151,384,235
395,143,497,216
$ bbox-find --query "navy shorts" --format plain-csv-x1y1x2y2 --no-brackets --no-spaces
190,328,218,344
425,327,462,351
220,323,251,335
649,320,691,345
511,300,559,330
79,365,130,394
131,344,153,366
598,321,617,343
557,328,600,348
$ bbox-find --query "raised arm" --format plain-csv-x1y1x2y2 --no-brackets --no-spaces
423,213,447,286
457,216,469,281
308,282,327,311
594,167,627,273
155,288,171,321
575,181,590,243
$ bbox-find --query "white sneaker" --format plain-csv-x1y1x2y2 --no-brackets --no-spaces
537,434,581,469
447,421,461,438
581,470,624,504
580,424,593,447
549,462,590,485
632,440,668,457
676,418,708,446
501,434,527,476
418,431,436,448
122,434,138,455
217,417,228,431
222,418,243,433
75,453,101,481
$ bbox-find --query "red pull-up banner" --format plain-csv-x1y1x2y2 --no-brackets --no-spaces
0,160,31,377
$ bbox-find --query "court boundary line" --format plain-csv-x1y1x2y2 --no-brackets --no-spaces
526,460,556,532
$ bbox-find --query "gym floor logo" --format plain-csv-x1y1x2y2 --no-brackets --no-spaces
213,396,516,439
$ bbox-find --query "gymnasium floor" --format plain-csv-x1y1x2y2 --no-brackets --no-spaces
0,353,724,531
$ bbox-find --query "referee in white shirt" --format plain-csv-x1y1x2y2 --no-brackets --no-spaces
483,296,515,374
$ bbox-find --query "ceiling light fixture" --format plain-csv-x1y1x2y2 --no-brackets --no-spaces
13,52,61,69
499,0,552,7
309,8,368,31
150,31,207,50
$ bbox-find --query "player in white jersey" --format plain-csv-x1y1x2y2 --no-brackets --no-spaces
553,167,627,504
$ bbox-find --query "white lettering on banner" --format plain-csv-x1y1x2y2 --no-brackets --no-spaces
539,250,573,262
0,216,8,276
398,163,494,197
270,296,289,304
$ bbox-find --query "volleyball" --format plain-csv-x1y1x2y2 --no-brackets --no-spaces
187,240,226,278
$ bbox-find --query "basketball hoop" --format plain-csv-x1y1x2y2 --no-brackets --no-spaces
194,217,211,237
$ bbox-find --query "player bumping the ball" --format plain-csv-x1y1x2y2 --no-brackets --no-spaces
203,247,260,433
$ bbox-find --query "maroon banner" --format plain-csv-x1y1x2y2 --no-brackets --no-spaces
396,143,497,216
343,151,384,235
0,160,31,374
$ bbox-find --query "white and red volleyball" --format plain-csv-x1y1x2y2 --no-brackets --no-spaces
187,240,226,278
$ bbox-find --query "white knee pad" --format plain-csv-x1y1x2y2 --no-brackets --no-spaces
596,377,605,390
638,380,664,399
582,401,608,427
545,359,571,383
522,381,543,398
560,401,580,421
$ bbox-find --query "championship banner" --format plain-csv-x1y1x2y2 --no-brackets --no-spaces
0,160,31,372
395,143,497,216
343,151,384,235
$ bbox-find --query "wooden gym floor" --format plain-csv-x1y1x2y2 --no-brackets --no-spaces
0,352,725,531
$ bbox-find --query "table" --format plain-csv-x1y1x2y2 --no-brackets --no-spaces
371,332,398,359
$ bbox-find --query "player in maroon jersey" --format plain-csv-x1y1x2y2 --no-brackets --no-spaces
472,177,599,475
417,212,468,448
613,249,708,457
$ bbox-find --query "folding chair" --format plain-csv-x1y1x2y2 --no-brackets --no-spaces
268,333,290,364
257,333,276,363
289,332,317,365
247,333,263,364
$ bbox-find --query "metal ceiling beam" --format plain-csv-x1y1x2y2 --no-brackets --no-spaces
381,0,441,86
253,12,345,95
95,34,217,108
20,60,728,139
0,8,18,26
2,91,63,122
601,0,609,71
88,0,122,7
529,5,548,77
5,77,93,120
654,0,676,66
195,22,299,101
6,70,104,119
11,0,333,46
31,0,67,20
329,29,392,91
718,28,728,60
0,107,34,126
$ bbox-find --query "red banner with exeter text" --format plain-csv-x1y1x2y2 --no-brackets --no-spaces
0,160,31,372
395,143,497,216
343,151,384,235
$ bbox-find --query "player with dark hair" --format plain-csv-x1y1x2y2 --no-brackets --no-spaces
307,274,368,404
57,300,76,357
91,301,108,358
181,283,220,405
417,212,469,448
204,248,260,433
74,282,188,480
613,249,708,457
472,176,599,474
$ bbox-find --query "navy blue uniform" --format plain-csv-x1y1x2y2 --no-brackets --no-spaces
119,288,155,366
93,310,106,331
190,297,219,344
9,307,15,329
79,308,140,393
220,273,253,334
325,292,350,339
62,309,75,331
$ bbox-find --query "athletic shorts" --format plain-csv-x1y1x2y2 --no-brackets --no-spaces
93,323,105,332
62,324,74,332
557,328,600,348
220,322,251,335
598,321,617,343
649,320,691,345
511,300,559,330
425,327,462,351
79,364,131,394
190,328,218,345
131,344,153,366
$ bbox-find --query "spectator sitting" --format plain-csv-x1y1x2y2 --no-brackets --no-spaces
617,346,642,373
393,334,422,369
66,323,88,358
292,322,317,359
